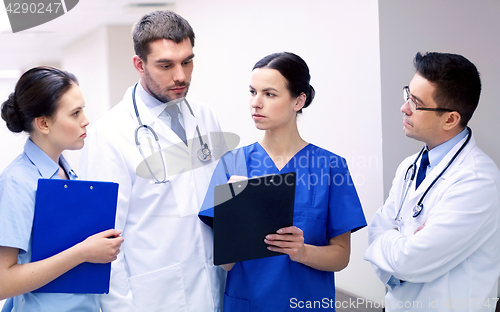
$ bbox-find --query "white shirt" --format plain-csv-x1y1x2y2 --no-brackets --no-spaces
137,82,186,129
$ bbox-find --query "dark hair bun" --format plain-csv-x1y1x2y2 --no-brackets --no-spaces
1,66,79,134
1,92,24,133
304,85,315,110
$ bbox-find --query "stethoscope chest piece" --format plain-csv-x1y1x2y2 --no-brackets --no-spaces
412,204,423,218
197,143,212,162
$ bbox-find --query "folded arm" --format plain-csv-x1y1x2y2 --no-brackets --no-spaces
365,175,499,283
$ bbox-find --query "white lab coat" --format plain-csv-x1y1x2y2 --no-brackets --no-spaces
80,85,227,312
365,134,500,312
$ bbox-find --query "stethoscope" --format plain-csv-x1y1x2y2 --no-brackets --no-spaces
395,127,472,220
132,83,212,183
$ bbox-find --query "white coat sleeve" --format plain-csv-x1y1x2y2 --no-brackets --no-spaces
365,173,401,286
364,172,500,284
80,126,137,312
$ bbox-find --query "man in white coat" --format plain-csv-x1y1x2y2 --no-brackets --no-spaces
80,11,226,312
365,52,500,311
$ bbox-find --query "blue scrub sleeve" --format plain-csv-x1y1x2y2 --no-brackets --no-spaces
326,161,367,239
199,154,232,228
0,174,36,253
199,150,249,228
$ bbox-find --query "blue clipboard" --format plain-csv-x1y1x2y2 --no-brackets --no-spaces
31,179,119,294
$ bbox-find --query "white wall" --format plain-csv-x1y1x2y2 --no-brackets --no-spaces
61,24,137,173
176,0,385,302
0,78,27,173
106,25,138,109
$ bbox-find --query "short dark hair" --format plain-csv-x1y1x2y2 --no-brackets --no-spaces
414,52,481,127
1,66,78,133
132,10,195,61
253,52,315,114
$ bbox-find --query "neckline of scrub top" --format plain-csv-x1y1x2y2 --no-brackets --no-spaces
23,138,77,180
255,142,312,172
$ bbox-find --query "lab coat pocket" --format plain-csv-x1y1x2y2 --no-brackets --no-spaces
223,293,250,312
129,263,187,312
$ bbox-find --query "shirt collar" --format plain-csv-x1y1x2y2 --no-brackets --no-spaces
427,128,469,169
136,81,183,119
59,155,78,180
23,139,78,180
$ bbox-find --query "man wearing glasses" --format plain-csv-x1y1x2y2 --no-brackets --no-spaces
365,52,500,311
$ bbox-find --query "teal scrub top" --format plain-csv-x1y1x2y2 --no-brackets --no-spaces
0,139,100,312
200,143,367,311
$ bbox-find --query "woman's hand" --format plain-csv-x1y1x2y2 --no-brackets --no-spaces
220,263,235,271
77,229,124,263
266,228,351,272
264,226,306,262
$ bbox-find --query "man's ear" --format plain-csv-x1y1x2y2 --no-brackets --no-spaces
443,111,462,131
33,116,50,135
133,55,146,75
293,93,306,112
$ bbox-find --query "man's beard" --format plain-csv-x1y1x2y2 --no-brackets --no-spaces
144,68,190,103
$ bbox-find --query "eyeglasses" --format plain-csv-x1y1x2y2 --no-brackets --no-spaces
403,86,455,113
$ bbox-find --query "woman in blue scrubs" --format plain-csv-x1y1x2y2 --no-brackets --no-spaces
200,52,367,311
0,67,124,311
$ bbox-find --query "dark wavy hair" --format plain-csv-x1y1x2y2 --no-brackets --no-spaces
132,10,195,61
414,52,481,127
253,52,315,114
1,66,78,133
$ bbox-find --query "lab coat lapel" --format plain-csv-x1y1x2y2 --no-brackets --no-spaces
181,99,199,152
134,96,189,153
406,134,475,203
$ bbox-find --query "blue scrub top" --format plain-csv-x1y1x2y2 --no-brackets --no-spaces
200,143,367,311
0,139,100,312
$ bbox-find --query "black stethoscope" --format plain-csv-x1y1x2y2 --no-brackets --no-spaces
395,127,472,220
132,83,212,183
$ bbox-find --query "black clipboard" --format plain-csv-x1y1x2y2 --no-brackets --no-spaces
31,179,118,294
213,172,296,265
